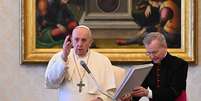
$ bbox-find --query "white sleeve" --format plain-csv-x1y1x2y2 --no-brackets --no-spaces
97,89,114,101
45,52,68,89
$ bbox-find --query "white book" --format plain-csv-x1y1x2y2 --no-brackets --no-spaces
112,63,153,100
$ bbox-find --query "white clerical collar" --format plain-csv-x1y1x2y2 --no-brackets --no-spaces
163,51,167,58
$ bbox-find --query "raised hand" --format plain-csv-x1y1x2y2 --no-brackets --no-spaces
62,35,72,61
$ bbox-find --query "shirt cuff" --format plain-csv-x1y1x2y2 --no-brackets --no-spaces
59,53,69,67
147,88,153,98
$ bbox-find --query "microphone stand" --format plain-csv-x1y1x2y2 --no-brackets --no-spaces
88,73,113,99
80,61,116,101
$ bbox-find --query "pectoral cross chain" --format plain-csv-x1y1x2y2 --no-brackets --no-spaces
77,80,85,93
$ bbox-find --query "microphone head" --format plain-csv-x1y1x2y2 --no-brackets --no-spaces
80,60,86,66
80,60,91,73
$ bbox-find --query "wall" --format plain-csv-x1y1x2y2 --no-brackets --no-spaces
0,0,200,101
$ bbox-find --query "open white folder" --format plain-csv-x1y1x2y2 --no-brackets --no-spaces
112,63,153,100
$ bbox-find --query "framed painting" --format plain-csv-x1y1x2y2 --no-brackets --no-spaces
21,0,198,63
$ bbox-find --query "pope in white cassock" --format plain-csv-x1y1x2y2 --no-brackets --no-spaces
45,25,116,101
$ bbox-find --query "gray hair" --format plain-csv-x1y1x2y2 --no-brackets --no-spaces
143,32,167,47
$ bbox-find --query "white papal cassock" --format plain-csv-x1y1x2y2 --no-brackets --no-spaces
45,49,116,101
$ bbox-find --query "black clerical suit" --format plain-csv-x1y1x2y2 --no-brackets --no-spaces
133,52,188,101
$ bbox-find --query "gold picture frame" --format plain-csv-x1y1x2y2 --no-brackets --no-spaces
21,0,198,63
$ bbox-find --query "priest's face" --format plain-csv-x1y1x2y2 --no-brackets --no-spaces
145,39,167,63
71,27,92,57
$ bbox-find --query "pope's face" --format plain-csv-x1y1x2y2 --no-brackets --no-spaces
145,39,167,63
71,28,92,57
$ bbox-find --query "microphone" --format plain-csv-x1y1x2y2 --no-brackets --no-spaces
80,60,91,74
80,60,114,100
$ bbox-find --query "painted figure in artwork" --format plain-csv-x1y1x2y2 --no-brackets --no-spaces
116,0,181,48
36,0,83,48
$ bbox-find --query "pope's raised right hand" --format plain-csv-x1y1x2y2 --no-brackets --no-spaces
62,35,72,61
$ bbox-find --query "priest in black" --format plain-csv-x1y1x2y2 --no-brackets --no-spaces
122,32,188,101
